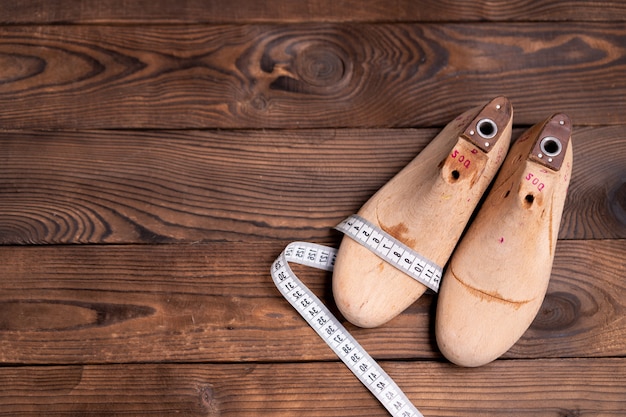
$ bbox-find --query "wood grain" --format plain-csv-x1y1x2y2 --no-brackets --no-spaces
1,0,626,23
1,2,624,416
0,359,624,416
1,127,624,245
0,129,425,244
0,239,622,364
560,126,626,239
1,23,626,129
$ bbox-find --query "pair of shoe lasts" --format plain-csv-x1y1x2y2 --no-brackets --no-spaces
332,97,573,367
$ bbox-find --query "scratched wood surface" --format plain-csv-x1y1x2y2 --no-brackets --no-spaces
1,1,625,416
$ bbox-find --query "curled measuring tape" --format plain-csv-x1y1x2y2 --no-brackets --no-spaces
271,216,432,416
271,242,423,416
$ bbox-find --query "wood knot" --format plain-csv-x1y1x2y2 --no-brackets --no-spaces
294,43,347,88
199,384,220,413
531,292,580,331
250,95,268,111
199,385,214,408
266,39,352,94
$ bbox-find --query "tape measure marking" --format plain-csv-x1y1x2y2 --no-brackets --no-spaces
272,241,424,417
335,215,442,292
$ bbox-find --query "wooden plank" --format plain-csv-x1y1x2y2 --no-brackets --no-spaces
1,23,626,129
1,0,626,23
1,127,624,245
0,239,623,364
0,129,427,244
0,359,624,415
561,126,626,239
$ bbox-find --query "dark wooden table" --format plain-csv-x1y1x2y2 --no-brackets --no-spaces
1,1,625,415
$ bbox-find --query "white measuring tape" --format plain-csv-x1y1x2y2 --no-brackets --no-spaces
270,215,442,416
335,215,442,292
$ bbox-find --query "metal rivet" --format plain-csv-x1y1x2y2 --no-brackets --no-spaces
485,142,490,147
540,136,563,157
476,118,498,139
538,153,543,158
496,104,501,110
559,120,565,125
470,130,475,135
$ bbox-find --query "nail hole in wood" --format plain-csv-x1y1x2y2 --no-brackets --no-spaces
525,193,535,205
451,170,460,181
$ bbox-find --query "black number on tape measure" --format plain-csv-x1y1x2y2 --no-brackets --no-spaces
325,324,337,335
308,306,320,316
273,241,424,417
335,215,442,292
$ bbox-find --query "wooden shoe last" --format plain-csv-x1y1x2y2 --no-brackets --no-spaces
333,97,513,328
435,114,573,367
